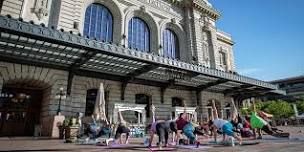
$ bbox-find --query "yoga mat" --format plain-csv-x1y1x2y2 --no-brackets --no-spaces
75,139,98,145
148,147,177,151
107,144,146,149
177,145,212,149
207,140,260,146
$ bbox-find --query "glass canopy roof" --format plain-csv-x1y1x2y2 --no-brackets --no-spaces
0,15,285,98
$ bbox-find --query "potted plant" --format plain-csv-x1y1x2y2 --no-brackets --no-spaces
64,117,79,143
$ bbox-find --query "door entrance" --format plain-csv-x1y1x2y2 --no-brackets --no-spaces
0,87,42,136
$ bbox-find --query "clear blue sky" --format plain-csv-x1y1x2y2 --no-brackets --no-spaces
211,0,304,81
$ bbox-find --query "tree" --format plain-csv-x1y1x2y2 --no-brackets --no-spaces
297,100,304,114
266,100,294,119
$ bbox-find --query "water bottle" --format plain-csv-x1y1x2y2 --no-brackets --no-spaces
144,136,150,146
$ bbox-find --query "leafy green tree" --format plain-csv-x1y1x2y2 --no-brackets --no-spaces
297,100,304,114
266,100,294,119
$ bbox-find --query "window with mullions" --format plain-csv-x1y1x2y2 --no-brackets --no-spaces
172,97,184,107
219,51,227,66
163,29,179,59
83,3,113,42
85,89,109,116
128,17,150,52
135,94,151,117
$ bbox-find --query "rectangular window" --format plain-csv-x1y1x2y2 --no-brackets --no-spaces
219,51,227,66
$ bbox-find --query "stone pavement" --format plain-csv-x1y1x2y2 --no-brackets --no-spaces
0,126,303,152
1,137,304,152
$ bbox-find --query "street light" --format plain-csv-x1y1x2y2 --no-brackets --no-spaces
55,87,66,115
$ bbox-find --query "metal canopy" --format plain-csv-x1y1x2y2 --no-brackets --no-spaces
0,16,285,97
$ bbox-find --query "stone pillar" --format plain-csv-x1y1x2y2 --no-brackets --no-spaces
142,111,146,125
113,109,118,124
184,7,196,62
137,112,141,125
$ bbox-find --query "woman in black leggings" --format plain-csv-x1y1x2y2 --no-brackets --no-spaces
114,111,130,144
115,123,130,143
155,121,176,147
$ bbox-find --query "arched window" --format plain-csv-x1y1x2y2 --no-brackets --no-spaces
172,97,183,107
128,17,150,52
135,94,151,117
83,4,113,42
163,29,179,59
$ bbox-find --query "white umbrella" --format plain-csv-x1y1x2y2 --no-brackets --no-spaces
93,83,109,124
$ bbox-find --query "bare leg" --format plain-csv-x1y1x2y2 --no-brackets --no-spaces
233,133,242,145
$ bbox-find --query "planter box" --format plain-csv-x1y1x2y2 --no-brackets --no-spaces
65,126,79,143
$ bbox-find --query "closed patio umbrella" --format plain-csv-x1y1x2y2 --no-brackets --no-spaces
93,83,108,124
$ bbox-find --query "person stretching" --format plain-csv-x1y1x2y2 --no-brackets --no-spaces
148,105,177,149
209,100,242,145
114,111,130,144
175,105,200,147
250,101,288,139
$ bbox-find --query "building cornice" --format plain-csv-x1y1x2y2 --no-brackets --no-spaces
192,0,220,20
217,35,234,45
164,0,220,20
216,30,234,45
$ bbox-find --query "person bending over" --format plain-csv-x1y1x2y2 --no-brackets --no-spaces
209,100,242,145
175,105,200,147
114,111,130,144
148,105,177,149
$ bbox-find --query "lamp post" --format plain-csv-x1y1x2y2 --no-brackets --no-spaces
56,87,66,115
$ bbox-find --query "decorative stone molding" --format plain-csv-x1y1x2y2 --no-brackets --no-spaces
32,0,49,20
132,85,154,96
192,0,220,20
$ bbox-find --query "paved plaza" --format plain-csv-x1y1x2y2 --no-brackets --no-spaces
0,137,304,152
0,126,303,152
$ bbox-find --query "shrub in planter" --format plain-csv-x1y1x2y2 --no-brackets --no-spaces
64,117,79,143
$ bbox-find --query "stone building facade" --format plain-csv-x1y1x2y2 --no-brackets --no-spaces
0,0,277,136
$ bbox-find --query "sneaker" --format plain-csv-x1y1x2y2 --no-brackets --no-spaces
196,141,200,148
171,141,177,146
159,143,162,150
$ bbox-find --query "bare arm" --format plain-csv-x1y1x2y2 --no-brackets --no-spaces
231,98,238,121
118,111,125,124
212,100,218,119
182,102,187,120
151,105,156,123
252,100,256,112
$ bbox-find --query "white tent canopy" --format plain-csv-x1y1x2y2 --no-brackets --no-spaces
110,103,146,126
172,106,197,122
93,83,108,124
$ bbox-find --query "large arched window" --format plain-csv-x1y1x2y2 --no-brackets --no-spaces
128,17,150,52
83,4,113,42
163,29,179,59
